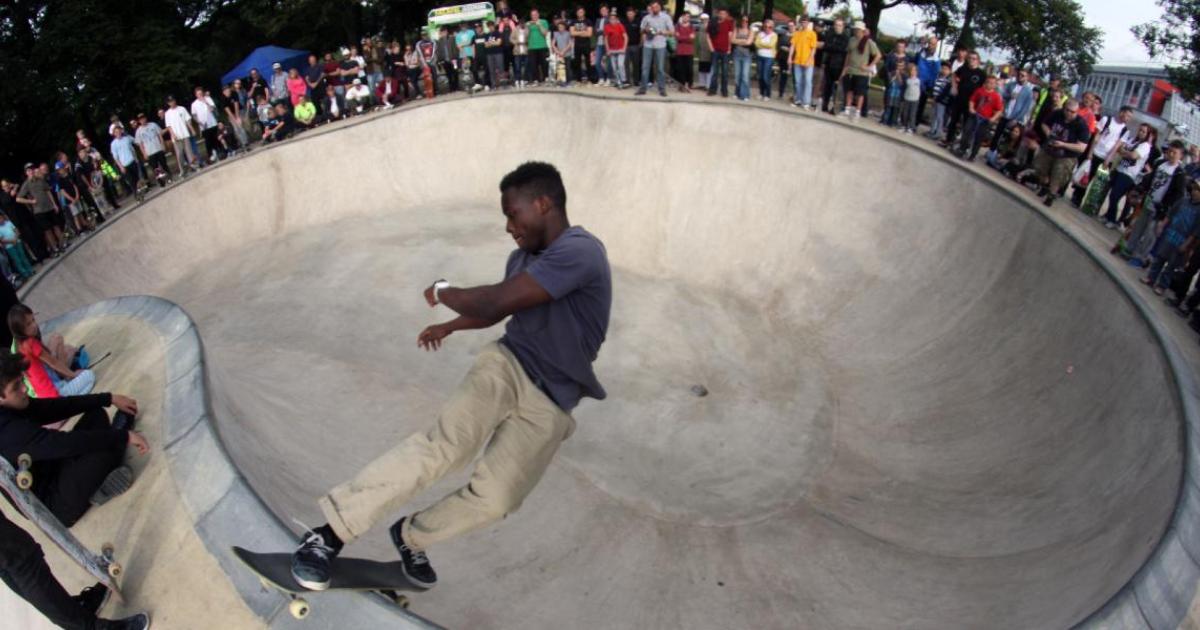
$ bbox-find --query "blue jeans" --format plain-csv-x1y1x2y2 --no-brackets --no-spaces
756,57,773,98
595,44,607,81
607,52,627,85
641,46,667,91
708,51,730,95
792,64,814,105
1104,172,1137,223
514,55,527,82
1148,242,1185,288
733,50,751,100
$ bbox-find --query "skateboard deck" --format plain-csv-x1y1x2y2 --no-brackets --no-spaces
1080,166,1110,216
422,67,435,99
0,454,124,601
232,546,422,619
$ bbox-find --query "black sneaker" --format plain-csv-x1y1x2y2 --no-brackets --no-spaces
634,88,646,96
291,529,338,591
389,518,437,588
74,582,110,616
90,466,133,506
97,612,150,630
112,411,136,432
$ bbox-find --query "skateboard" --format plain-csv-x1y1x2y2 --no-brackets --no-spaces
232,546,422,620
459,60,475,93
0,454,124,601
1080,166,1110,216
422,66,435,99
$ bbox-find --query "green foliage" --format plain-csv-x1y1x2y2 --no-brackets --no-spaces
1133,0,1200,96
974,0,1101,84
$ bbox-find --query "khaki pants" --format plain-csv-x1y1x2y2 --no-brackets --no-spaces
318,341,575,550
1032,148,1075,194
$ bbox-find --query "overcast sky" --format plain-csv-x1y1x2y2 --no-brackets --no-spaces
872,0,1162,66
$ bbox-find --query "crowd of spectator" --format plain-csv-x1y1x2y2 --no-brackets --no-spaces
4,2,1200,338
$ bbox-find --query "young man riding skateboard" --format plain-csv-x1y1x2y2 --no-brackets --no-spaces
290,162,612,590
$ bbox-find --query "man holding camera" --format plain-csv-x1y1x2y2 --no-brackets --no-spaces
636,2,674,96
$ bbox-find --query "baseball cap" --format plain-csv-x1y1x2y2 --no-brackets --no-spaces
852,20,866,29
700,12,709,18
22,163,33,170
272,62,282,69
352,78,362,85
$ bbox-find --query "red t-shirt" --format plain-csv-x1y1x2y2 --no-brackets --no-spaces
1079,107,1096,133
603,22,627,51
323,61,343,87
18,338,58,399
711,19,734,53
970,87,1003,119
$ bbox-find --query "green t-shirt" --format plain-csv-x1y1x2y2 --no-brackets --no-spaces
845,36,881,77
294,101,316,124
527,19,550,50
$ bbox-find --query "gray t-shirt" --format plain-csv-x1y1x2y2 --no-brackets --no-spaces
552,31,574,57
640,13,674,49
500,226,611,411
17,178,55,214
135,122,166,156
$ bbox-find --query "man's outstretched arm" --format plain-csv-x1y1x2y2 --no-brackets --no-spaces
427,273,552,322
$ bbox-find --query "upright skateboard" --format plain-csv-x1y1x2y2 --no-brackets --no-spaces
0,454,124,601
1080,166,1110,216
422,66,435,99
232,546,423,620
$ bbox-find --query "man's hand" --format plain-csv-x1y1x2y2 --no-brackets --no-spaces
127,430,150,455
418,324,452,351
424,283,440,306
112,395,138,417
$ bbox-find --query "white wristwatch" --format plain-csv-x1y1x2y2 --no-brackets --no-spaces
432,280,451,304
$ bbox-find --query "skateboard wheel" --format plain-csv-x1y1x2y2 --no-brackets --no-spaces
108,562,122,578
101,543,115,559
395,595,410,609
16,471,32,490
289,598,310,619
17,453,32,468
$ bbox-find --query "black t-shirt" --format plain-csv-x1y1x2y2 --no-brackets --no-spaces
571,18,592,50
623,16,642,46
820,30,850,68
246,78,268,101
954,65,987,103
305,64,325,88
485,31,505,55
210,93,230,118
1044,109,1091,158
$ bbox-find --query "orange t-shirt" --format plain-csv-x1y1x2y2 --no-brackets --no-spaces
17,338,58,398
790,30,818,66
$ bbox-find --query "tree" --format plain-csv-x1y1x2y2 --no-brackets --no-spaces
1133,0,1200,96
975,0,1101,83
816,0,954,39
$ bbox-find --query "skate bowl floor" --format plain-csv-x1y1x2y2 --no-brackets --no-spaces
21,92,1190,629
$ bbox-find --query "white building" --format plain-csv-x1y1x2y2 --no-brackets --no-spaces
1077,65,1199,148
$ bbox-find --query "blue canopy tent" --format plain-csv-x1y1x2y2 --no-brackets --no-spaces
221,46,310,86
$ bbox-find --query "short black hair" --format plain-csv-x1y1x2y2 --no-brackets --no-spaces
1119,105,1134,113
1169,139,1186,151
0,352,28,392
499,162,567,212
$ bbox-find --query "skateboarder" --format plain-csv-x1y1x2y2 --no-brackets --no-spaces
0,352,149,527
290,162,611,591
1,512,150,629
